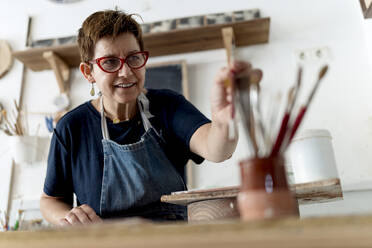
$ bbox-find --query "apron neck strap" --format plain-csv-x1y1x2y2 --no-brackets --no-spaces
100,96,110,140
137,92,155,133
100,92,155,140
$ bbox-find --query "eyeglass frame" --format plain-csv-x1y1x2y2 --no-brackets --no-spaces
90,51,149,73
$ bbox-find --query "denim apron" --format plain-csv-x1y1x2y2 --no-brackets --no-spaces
99,93,187,221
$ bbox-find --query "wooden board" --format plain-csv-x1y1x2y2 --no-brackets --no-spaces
144,18,270,57
161,178,342,206
2,215,372,248
12,18,270,72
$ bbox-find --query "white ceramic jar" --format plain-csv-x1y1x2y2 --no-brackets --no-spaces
288,129,339,184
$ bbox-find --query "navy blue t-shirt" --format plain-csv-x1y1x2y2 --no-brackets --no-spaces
43,89,211,216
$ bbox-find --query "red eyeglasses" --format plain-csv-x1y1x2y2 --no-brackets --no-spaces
91,51,149,73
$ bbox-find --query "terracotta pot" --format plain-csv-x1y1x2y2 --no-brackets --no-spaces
237,156,299,221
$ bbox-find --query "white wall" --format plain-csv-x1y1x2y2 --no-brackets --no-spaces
0,0,372,221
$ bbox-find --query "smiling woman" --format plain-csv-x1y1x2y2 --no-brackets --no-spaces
39,9,261,226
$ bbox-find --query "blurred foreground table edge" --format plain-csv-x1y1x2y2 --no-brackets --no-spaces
1,214,372,248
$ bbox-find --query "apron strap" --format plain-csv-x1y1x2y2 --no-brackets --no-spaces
100,92,160,140
138,92,163,138
138,92,154,132
138,92,154,119
100,95,110,140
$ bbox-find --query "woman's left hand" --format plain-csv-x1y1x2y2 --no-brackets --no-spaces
189,60,263,162
210,61,263,125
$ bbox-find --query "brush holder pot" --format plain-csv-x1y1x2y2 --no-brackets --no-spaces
238,156,299,221
11,135,38,164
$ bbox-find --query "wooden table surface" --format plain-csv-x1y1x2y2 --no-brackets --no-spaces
1,214,372,248
161,178,343,205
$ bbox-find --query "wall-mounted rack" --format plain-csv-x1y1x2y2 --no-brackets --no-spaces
13,18,270,73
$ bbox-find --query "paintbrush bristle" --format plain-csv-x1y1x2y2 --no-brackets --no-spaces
288,86,295,102
318,65,329,80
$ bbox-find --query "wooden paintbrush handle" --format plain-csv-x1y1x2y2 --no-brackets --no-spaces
271,113,290,156
289,106,307,141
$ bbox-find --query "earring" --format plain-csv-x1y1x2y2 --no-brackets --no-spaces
90,83,95,96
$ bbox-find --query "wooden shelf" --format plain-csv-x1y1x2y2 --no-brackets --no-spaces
13,43,79,72
12,18,270,72
161,178,343,206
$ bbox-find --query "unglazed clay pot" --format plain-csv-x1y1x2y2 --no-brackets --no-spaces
237,156,299,221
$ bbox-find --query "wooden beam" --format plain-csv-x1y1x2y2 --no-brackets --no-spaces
42,51,70,93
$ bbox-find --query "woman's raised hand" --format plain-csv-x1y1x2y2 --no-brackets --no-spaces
210,60,263,125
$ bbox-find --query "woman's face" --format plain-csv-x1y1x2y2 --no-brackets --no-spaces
90,32,146,105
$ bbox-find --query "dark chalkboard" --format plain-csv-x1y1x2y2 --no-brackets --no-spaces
145,61,189,99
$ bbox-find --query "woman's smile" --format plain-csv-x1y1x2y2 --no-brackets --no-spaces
114,82,137,89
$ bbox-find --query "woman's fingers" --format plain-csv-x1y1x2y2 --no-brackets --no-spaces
231,61,252,75
65,210,83,225
212,61,262,107
250,69,263,84
58,218,70,226
72,206,92,224
80,204,103,223
215,61,261,86
62,204,102,226
214,66,230,86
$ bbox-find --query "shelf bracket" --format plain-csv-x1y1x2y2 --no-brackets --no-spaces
221,26,235,67
42,51,70,93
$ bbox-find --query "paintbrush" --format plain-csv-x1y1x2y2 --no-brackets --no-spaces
249,76,265,156
2,110,17,135
235,75,256,155
279,66,303,154
270,87,295,156
288,65,329,143
271,66,303,156
14,100,24,136
0,103,3,125
221,27,237,140
266,92,283,148
0,126,13,136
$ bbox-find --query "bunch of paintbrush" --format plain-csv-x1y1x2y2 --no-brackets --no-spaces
0,100,29,136
221,28,329,158
0,211,9,231
270,65,329,157
233,64,329,158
